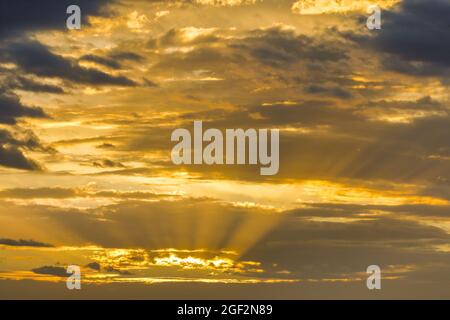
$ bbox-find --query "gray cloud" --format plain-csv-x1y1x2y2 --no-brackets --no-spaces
31,266,69,277
0,238,54,247
0,145,42,171
0,0,114,40
1,40,137,87
92,159,126,168
230,26,348,68
374,0,450,68
1,70,65,94
344,0,450,77
0,125,51,171
304,84,352,99
85,262,101,271
0,90,47,124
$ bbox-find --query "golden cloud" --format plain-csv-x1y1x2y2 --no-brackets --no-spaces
292,0,401,14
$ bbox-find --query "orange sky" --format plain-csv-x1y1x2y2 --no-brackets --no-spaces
0,0,449,299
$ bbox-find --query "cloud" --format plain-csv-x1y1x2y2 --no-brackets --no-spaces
304,84,352,99
0,146,42,171
0,187,178,200
86,262,101,271
145,25,353,105
104,266,132,275
1,40,137,87
0,187,77,199
0,238,54,247
0,90,47,124
1,199,448,285
0,0,447,299
31,266,69,277
1,68,65,93
343,0,450,77
374,0,450,67
149,25,347,74
0,125,51,171
230,26,347,68
80,54,122,70
92,159,126,168
0,0,114,39
242,204,450,279
292,0,400,15
155,96,449,184
148,27,221,49
140,0,261,6
194,0,260,6
109,51,144,62
96,143,116,149
291,203,450,218
10,76,65,94
0,198,279,252
83,262,131,276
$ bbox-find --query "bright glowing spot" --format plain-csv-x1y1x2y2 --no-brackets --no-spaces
292,0,400,14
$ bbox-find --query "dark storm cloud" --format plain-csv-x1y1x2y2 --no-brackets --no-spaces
0,238,53,247
346,0,450,77
0,94,46,170
0,123,50,171
0,90,47,124
31,266,69,277
0,146,42,170
0,127,53,154
0,0,114,39
374,0,450,67
1,40,136,87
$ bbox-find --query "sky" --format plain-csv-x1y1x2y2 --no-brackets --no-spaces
0,0,449,299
